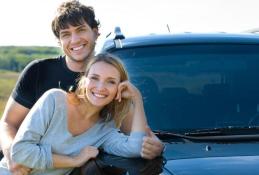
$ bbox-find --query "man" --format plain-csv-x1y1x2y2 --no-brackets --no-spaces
0,0,164,174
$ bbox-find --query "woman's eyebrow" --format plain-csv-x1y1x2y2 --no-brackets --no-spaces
89,73,119,80
88,73,99,77
107,77,118,81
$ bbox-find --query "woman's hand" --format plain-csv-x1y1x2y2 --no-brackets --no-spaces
6,149,31,175
9,163,31,175
141,127,164,159
74,146,99,167
115,81,142,103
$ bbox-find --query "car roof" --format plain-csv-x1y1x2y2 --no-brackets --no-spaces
102,33,259,51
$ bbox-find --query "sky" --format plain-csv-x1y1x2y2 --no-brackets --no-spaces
0,0,259,51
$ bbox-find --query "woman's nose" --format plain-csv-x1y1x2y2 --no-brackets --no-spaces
96,81,106,90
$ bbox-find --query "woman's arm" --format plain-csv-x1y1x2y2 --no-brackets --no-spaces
119,82,165,160
52,146,99,168
11,89,99,170
117,81,148,132
101,81,147,157
11,90,56,170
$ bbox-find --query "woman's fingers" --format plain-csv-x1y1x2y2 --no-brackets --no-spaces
116,86,122,102
116,82,127,102
116,81,141,101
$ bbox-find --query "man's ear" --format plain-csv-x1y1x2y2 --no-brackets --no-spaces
93,28,100,39
56,37,61,46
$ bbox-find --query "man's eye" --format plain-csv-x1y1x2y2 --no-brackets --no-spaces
61,33,70,38
79,28,86,32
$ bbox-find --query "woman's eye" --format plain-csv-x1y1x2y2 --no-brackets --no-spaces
90,76,98,80
108,81,116,85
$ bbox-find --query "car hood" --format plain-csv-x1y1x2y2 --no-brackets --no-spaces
163,142,259,175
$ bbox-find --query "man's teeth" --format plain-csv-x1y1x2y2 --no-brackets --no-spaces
72,45,83,51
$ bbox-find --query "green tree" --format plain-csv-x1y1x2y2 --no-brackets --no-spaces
0,46,61,72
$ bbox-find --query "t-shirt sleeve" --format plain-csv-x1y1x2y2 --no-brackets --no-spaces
12,60,39,109
11,90,56,169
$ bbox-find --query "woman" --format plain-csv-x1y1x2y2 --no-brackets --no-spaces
0,53,147,175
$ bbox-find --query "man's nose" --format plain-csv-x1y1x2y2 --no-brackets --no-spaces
71,33,80,43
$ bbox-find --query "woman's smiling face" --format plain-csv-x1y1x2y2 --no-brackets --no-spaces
85,61,121,107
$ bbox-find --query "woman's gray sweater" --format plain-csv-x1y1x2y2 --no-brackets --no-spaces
0,89,145,175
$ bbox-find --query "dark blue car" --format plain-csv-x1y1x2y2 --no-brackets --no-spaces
97,30,259,175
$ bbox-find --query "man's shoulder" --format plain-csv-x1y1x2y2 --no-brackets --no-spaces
23,55,64,70
32,55,64,66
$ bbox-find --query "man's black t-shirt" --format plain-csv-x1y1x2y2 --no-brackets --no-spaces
12,56,82,109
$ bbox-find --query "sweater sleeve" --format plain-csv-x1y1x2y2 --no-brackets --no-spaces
101,126,146,158
11,90,56,170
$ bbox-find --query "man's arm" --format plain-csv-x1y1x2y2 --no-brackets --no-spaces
0,96,30,172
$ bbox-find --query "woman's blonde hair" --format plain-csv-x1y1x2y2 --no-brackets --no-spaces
76,53,131,128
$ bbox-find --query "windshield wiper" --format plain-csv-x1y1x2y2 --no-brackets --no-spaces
183,126,259,142
185,126,259,136
152,130,219,142
153,130,190,140
154,126,259,142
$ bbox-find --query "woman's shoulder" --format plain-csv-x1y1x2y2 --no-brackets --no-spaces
44,88,66,96
41,88,67,103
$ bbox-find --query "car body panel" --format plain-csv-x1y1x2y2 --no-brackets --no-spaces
164,142,259,160
159,142,259,174
165,155,259,175
103,33,259,52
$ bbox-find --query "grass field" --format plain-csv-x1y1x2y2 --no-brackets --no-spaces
0,70,19,117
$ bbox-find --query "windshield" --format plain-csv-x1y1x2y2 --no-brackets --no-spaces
109,43,259,132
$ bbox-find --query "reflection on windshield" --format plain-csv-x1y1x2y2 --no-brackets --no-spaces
112,44,259,131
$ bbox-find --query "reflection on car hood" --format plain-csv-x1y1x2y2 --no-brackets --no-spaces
165,156,259,175
163,142,259,175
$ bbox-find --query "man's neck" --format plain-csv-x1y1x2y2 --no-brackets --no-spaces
65,56,88,73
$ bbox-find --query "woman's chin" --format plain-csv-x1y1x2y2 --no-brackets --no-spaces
88,99,110,108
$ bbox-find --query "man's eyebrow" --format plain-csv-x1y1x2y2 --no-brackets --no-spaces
76,25,88,30
60,30,70,34
60,24,85,31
